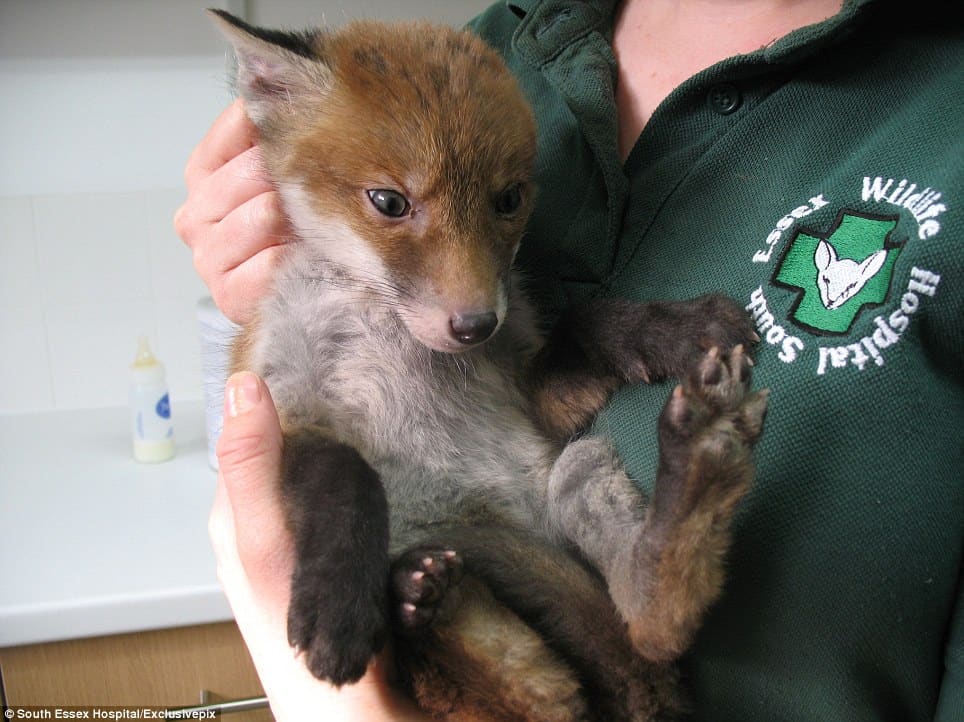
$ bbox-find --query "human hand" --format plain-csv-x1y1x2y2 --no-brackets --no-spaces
210,371,427,721
175,99,289,325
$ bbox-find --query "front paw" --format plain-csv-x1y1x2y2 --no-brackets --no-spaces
685,293,760,360
581,294,759,385
287,560,388,685
635,294,760,383
280,427,390,685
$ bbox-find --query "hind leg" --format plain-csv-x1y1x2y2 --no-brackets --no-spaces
547,346,767,662
620,346,767,660
393,532,686,722
389,550,588,722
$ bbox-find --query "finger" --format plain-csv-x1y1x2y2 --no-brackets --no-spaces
189,145,277,226
185,98,260,190
195,188,290,274
193,189,288,325
185,186,291,286
215,243,286,325
174,158,276,259
216,372,291,587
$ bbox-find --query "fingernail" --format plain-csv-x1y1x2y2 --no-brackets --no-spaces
226,371,262,418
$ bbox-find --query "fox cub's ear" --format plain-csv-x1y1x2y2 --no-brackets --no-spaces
207,9,331,126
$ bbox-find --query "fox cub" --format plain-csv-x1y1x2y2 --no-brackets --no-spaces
211,10,767,722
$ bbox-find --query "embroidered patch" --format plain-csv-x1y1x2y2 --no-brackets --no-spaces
772,210,904,335
744,177,946,377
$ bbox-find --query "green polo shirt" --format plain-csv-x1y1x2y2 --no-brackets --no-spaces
470,2,963,720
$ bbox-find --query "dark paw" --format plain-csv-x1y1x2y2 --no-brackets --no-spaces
286,566,387,686
654,345,768,518
279,427,391,685
391,547,463,634
688,294,761,360
601,294,760,385
667,345,768,443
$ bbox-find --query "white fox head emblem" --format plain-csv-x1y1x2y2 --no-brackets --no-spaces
813,239,888,310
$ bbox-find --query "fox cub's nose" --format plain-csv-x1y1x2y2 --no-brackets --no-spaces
449,311,499,346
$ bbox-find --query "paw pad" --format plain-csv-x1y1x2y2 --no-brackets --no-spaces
662,346,768,448
391,548,463,632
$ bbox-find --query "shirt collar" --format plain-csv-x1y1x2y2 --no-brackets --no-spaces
510,1,617,67
506,0,881,67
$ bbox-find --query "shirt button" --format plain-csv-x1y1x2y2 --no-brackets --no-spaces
707,83,742,115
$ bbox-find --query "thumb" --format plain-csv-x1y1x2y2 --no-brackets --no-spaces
216,372,290,576
217,371,283,504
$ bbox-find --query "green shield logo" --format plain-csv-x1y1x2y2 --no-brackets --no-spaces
773,210,904,335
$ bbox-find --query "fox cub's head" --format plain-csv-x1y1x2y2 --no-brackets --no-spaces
211,10,537,353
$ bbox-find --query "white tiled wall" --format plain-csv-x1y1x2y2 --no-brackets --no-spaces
0,8,230,414
0,190,208,414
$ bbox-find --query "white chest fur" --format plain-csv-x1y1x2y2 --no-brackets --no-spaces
249,270,556,544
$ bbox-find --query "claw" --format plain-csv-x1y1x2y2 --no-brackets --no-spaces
730,345,751,383
665,384,692,431
700,348,723,386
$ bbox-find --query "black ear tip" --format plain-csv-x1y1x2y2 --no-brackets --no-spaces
206,8,319,60
207,8,247,30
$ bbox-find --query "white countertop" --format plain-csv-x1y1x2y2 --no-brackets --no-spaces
0,401,233,647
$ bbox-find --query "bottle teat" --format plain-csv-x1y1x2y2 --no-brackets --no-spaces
132,336,158,368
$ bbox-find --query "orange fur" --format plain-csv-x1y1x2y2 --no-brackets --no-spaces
264,22,536,313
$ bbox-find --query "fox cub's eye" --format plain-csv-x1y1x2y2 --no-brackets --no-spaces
495,183,524,216
367,189,410,218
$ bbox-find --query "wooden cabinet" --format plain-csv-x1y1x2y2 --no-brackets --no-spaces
0,622,272,720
